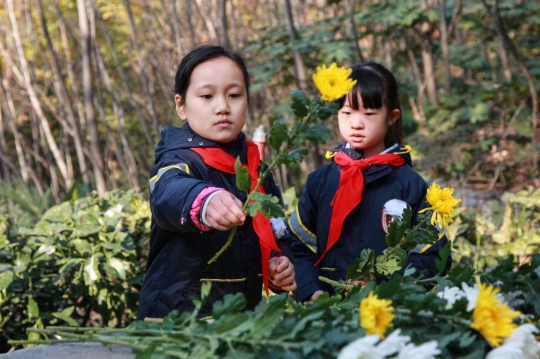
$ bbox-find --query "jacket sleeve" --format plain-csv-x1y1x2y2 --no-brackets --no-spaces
400,180,452,278
287,173,325,302
149,155,212,233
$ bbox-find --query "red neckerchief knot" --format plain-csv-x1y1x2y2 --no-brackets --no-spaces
315,151,406,266
191,141,281,294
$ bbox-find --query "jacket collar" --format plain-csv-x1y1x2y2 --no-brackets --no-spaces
155,123,245,161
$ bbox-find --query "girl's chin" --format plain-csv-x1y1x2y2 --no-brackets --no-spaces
347,142,365,150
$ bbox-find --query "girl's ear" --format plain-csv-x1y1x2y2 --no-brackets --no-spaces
175,94,187,121
388,109,400,126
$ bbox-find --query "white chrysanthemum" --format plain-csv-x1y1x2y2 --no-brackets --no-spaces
485,343,524,359
502,324,540,359
377,329,411,357
338,335,385,359
461,282,480,312
395,340,441,359
437,286,466,310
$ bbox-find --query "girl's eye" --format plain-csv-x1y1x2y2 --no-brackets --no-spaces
365,112,375,116
229,93,242,98
201,94,213,100
340,110,351,115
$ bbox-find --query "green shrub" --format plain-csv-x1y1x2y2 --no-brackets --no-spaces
0,190,150,351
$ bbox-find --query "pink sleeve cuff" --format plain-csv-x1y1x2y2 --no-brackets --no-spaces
190,187,223,231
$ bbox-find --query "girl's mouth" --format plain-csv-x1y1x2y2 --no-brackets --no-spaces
216,119,232,128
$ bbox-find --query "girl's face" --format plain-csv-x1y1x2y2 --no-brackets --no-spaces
175,57,248,143
338,93,400,158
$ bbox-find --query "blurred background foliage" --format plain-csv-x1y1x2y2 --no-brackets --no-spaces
0,0,539,353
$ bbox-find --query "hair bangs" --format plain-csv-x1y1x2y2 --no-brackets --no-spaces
348,69,386,110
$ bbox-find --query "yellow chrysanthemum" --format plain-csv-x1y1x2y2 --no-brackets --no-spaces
359,292,395,339
470,277,521,347
312,63,357,102
418,183,462,229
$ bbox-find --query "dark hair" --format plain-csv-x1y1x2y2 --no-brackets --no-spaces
337,61,403,148
174,45,251,106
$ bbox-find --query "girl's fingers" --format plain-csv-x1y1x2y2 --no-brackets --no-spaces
280,281,297,291
206,192,246,228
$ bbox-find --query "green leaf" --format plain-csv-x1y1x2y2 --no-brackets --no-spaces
201,281,212,301
235,157,251,193
268,121,288,151
71,238,92,255
458,331,478,348
357,248,376,280
0,270,14,291
135,345,157,359
385,205,411,247
72,224,101,238
375,253,402,276
276,148,309,166
246,192,285,219
84,255,100,283
290,90,310,117
27,296,39,319
108,257,127,280
304,125,334,144
58,258,85,276
250,294,287,339
52,306,79,327
436,241,452,274
315,104,338,120
212,293,247,319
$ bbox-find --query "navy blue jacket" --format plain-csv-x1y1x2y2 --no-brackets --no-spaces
138,124,292,319
288,143,450,303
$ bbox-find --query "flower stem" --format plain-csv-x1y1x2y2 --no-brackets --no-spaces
207,112,313,265
386,215,431,256
318,276,354,290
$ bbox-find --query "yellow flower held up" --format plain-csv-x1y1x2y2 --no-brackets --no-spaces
470,277,521,347
418,182,462,229
359,292,395,339
312,63,357,102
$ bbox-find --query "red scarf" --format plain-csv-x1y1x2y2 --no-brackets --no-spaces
315,151,406,266
191,141,281,294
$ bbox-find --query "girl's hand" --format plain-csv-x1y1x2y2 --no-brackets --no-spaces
205,191,246,231
310,290,324,301
268,257,297,291
343,278,371,297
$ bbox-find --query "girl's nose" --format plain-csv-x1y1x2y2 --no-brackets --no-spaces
215,96,230,115
351,115,364,129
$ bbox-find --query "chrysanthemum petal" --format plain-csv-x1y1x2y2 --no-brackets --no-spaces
360,292,395,339
312,63,357,102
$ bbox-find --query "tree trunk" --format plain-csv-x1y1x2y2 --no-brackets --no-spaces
282,0,308,91
123,0,160,139
36,0,89,184
497,35,512,81
219,0,230,48
77,0,106,196
195,0,219,41
0,76,28,183
439,0,451,97
482,0,539,178
6,0,72,189
93,29,141,190
185,0,198,48
345,0,363,61
281,0,321,171
94,4,155,150
170,0,185,58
